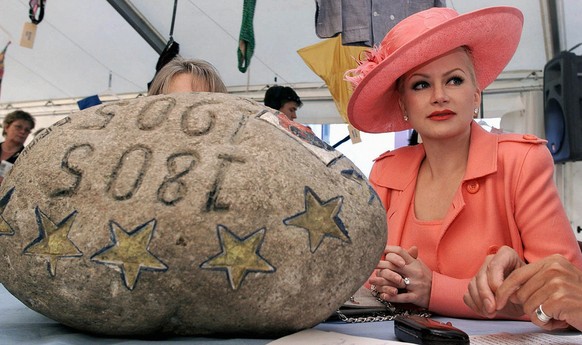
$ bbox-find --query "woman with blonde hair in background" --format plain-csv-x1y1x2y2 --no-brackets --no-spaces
148,57,227,95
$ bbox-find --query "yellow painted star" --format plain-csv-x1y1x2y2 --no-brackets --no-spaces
23,208,83,276
284,186,351,253
201,225,275,290
91,219,168,290
0,187,15,236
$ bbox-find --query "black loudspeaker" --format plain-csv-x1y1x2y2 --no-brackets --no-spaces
544,51,582,163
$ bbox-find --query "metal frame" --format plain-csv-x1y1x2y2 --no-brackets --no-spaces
106,0,167,54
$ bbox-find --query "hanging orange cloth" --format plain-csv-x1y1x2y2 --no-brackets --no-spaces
297,35,366,123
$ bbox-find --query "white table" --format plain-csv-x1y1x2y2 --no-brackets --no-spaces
0,284,568,345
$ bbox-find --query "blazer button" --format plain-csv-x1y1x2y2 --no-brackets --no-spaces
523,134,538,140
466,181,479,194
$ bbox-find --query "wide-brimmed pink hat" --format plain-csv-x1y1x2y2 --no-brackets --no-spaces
346,6,523,133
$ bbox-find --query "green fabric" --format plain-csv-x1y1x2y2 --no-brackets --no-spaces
237,0,256,73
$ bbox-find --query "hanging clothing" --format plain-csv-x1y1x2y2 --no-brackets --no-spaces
0,41,10,99
297,35,366,123
315,0,446,46
237,0,256,73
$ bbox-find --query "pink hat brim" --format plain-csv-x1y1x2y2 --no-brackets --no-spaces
347,6,524,133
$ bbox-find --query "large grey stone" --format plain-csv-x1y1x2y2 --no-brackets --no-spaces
0,93,386,337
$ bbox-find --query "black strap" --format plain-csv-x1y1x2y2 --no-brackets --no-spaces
332,135,350,148
169,0,178,39
147,0,181,91
29,0,45,25
568,42,582,53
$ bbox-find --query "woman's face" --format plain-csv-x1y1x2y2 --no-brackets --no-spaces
5,119,32,145
279,101,299,121
167,73,209,93
398,48,480,141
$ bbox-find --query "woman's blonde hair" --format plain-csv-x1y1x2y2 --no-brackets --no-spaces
148,57,227,95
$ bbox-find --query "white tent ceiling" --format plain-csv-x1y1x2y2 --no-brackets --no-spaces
0,0,327,116
1,0,582,125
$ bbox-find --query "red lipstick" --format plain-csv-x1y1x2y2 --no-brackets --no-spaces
428,109,455,120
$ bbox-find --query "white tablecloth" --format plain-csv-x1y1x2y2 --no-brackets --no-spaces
0,284,569,344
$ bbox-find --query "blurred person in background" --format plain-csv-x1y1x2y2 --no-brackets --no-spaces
264,85,303,121
148,57,227,95
0,110,35,183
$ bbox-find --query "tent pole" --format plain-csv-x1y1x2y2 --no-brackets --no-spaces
107,0,166,54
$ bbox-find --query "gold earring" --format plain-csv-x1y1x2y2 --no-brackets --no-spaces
403,115,409,122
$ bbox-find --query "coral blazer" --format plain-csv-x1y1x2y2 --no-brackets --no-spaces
369,121,582,318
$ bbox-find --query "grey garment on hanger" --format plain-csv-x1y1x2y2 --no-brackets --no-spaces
315,0,446,47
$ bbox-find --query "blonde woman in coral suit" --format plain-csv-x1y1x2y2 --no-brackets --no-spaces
345,6,582,320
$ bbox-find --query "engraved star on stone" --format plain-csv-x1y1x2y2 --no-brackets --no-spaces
23,208,82,277
91,219,168,291
200,225,275,290
0,187,16,236
283,186,350,253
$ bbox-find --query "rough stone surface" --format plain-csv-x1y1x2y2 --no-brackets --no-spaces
0,93,386,337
